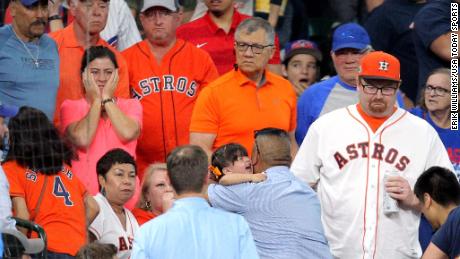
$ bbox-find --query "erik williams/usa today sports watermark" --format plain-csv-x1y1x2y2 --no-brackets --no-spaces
452,2,459,130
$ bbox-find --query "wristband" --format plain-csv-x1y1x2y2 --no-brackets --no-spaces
48,15,62,21
101,98,115,107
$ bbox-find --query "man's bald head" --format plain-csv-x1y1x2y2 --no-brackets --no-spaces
253,128,291,171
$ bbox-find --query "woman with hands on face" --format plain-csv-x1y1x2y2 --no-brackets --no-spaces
60,46,142,209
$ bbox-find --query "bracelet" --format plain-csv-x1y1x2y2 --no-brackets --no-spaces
101,98,115,107
48,15,62,21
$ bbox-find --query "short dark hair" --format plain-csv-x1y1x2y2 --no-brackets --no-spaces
6,106,75,174
253,127,291,167
166,145,208,194
76,242,117,259
96,148,137,180
211,143,248,172
254,127,290,139
414,166,460,206
80,46,118,74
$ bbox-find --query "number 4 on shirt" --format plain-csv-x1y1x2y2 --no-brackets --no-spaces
53,176,74,206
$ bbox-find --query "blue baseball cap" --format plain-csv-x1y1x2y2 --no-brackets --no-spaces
0,102,19,118
19,0,46,7
332,23,370,52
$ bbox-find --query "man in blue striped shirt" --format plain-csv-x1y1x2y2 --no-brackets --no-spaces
208,128,333,259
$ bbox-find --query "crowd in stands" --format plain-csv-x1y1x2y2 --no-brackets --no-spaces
0,0,459,258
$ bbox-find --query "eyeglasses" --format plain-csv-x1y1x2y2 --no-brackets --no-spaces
360,80,398,96
424,85,450,96
235,41,273,55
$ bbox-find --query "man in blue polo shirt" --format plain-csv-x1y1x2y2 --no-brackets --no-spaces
295,23,405,145
0,0,59,120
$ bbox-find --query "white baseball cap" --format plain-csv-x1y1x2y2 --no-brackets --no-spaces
2,228,45,255
141,0,179,12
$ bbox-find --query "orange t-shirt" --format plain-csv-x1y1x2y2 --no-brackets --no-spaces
131,207,157,226
356,104,397,132
3,161,87,255
122,39,218,176
49,23,130,127
190,69,297,154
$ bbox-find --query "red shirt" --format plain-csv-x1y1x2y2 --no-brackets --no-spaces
4,8,12,24
177,10,281,75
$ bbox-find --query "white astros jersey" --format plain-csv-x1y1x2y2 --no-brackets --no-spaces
291,105,454,259
89,193,139,259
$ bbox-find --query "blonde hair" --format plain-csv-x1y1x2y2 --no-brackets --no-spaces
136,163,168,210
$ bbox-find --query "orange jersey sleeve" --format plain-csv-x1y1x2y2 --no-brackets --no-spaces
3,161,26,198
3,161,87,255
113,51,130,98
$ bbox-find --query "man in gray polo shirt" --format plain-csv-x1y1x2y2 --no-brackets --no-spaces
208,128,332,259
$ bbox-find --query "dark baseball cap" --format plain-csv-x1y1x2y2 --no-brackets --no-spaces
0,102,19,118
17,0,47,7
283,40,322,64
332,23,370,52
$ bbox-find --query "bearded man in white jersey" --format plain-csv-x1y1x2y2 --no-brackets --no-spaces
291,51,454,259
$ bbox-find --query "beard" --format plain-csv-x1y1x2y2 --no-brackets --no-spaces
368,100,388,114
28,19,46,38
210,9,225,17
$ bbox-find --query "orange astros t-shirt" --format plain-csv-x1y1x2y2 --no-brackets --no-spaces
4,161,87,255
122,39,218,178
